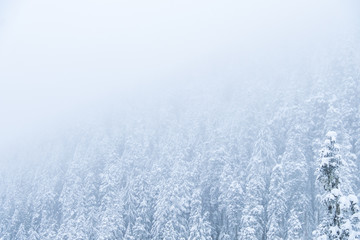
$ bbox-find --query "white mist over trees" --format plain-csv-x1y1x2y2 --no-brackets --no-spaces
0,0,360,240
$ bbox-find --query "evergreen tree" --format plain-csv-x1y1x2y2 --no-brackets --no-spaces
162,220,179,240
316,131,343,239
124,224,135,240
316,131,360,239
282,125,312,239
287,210,302,240
240,127,276,240
188,189,212,240
98,166,126,240
218,164,243,239
15,224,27,240
133,199,151,240
151,161,191,240
267,164,286,240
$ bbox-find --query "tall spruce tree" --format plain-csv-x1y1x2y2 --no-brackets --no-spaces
267,163,286,240
240,127,276,240
188,189,212,240
316,131,360,239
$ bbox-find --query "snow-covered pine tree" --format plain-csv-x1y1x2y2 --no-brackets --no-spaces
239,127,276,240
15,224,27,240
28,227,40,240
340,194,360,239
162,219,179,240
188,189,212,240
133,198,151,239
124,224,135,240
267,163,286,240
97,138,126,240
316,131,344,239
316,131,360,239
287,209,303,239
123,178,140,230
282,125,312,239
151,161,192,240
323,101,359,196
202,139,230,239
218,163,243,239
349,196,360,239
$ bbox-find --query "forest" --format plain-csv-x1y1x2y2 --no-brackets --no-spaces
1,1,360,239
1,41,360,239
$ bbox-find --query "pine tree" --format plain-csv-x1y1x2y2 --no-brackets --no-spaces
316,131,343,239
240,127,276,240
267,164,286,240
123,178,140,229
323,102,359,195
315,131,360,239
282,125,312,239
133,199,151,240
287,210,302,240
98,168,126,240
188,189,212,240
162,220,179,240
133,216,150,240
218,164,243,239
15,224,27,240
151,161,191,240
28,227,40,240
347,195,360,239
124,224,135,240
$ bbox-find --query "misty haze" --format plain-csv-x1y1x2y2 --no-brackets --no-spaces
1,0,360,239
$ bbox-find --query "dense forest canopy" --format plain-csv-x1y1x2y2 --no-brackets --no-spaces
0,0,360,239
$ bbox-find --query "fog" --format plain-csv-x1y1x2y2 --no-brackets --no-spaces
0,0,358,151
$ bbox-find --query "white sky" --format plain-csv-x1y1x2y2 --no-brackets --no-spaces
0,0,359,150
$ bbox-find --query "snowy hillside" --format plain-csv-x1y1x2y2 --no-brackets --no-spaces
1,0,360,239
1,47,360,239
